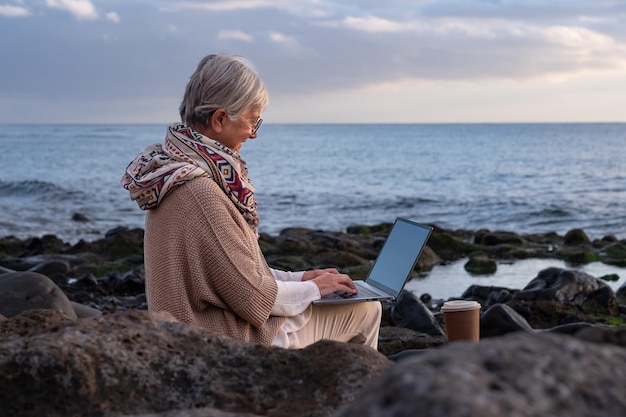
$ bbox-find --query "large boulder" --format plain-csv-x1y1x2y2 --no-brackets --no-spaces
513,267,617,314
0,310,391,417
334,332,626,417
0,271,77,319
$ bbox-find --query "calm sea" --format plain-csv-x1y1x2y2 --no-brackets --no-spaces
1,123,624,297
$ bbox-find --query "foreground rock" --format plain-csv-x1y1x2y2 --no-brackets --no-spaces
3,309,625,417
335,331,626,417
0,310,391,417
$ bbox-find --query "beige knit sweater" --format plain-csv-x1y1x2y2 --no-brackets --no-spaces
144,176,285,345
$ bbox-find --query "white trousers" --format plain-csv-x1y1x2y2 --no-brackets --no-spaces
286,301,382,350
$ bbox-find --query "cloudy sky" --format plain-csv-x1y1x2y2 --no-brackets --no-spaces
1,0,626,124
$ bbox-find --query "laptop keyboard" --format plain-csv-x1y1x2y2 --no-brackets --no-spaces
335,284,381,299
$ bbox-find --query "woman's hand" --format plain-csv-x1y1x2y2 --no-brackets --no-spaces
309,271,357,297
301,268,340,281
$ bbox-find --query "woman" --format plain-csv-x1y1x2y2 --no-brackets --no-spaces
121,54,381,349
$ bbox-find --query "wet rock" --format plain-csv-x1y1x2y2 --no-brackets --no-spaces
71,212,90,222
616,281,626,303
425,227,474,261
464,254,497,275
604,241,626,266
334,332,626,417
564,228,591,246
475,230,524,246
514,267,615,310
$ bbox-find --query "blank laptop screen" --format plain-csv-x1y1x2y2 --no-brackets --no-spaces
366,218,432,297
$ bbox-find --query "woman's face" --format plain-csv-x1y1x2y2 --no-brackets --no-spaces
212,108,262,152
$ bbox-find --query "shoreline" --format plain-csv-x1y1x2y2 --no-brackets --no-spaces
1,222,624,302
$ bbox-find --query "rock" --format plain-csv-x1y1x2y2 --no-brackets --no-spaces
584,286,619,316
599,273,620,282
0,265,14,275
71,212,89,222
460,284,517,308
0,310,391,417
377,326,446,356
575,326,626,348
27,260,72,286
70,301,103,318
0,271,77,319
542,322,594,335
514,267,615,309
564,228,591,246
604,241,626,266
101,265,146,295
415,245,441,272
617,281,626,303
464,254,497,275
24,234,70,256
0,308,71,337
334,332,626,417
480,303,535,338
390,290,445,336
475,231,524,246
425,227,474,261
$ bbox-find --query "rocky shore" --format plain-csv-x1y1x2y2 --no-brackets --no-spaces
1,223,626,416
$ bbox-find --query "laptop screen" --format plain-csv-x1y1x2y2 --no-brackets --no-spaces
366,218,433,297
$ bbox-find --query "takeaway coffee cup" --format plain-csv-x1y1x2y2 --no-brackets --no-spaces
441,300,481,342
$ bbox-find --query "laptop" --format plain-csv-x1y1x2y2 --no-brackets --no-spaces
313,217,433,305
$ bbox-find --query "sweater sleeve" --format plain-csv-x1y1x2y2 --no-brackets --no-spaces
270,268,305,282
271,280,320,316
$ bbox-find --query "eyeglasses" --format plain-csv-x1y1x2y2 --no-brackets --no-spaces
249,117,263,135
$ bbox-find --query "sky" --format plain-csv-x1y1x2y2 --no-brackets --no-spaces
1,0,626,124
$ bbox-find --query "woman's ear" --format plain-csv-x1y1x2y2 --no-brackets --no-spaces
211,109,227,133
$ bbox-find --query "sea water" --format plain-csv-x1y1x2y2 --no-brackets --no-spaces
1,123,624,297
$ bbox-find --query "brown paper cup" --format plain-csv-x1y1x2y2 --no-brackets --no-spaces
442,300,481,343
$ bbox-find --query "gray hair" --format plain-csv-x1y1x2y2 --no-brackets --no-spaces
179,54,269,128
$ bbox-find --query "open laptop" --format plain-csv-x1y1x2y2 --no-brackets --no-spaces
313,217,433,305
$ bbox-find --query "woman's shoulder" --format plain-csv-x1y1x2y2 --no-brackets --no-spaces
184,175,224,192
157,176,230,212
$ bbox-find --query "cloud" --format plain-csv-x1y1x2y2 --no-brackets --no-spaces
0,4,30,17
2,0,626,123
339,15,415,33
105,11,119,23
218,30,253,42
45,0,97,20
268,31,300,48
165,0,278,12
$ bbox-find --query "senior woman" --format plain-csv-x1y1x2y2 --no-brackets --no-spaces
121,54,381,349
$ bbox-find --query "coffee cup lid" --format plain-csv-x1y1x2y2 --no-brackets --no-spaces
441,300,481,312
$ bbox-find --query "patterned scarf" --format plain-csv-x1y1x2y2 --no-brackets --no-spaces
121,123,259,230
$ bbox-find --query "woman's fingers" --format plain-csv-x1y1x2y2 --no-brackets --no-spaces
312,272,356,296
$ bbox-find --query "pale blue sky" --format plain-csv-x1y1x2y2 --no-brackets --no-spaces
1,0,625,123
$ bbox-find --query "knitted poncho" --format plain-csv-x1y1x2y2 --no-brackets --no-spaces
143,177,284,345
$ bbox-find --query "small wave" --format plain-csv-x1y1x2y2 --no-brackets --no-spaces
527,206,572,218
0,180,79,199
